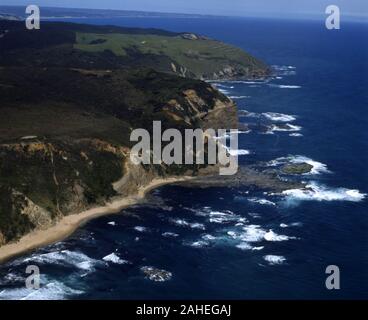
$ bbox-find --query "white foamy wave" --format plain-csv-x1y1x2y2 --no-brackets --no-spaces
202,234,217,241
236,242,253,250
268,84,301,89
263,255,286,265
240,225,265,242
170,218,206,230
262,112,296,122
228,149,251,156
222,144,251,156
102,253,129,265
227,231,238,239
194,208,246,224
226,129,250,134
218,88,230,95
171,218,188,227
107,221,116,226
229,95,250,99
270,124,302,132
291,222,303,227
236,225,266,242
228,129,251,135
264,230,295,242
0,273,25,285
190,240,209,248
283,182,366,202
190,222,206,230
289,133,303,137
272,65,296,71
271,65,297,76
213,83,234,89
280,222,302,228
279,85,301,89
252,246,264,251
248,198,276,206
0,281,83,300
208,210,246,224
229,224,295,244
134,226,148,233
227,80,268,84
240,111,260,119
162,232,179,238
22,250,101,272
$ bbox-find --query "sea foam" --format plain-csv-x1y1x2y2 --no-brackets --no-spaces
289,133,303,137
22,250,102,273
134,226,149,233
264,230,295,241
162,232,179,238
102,253,129,265
229,95,250,99
248,198,276,206
5,281,82,300
283,182,366,202
170,218,206,230
262,112,296,122
271,124,302,132
263,255,286,265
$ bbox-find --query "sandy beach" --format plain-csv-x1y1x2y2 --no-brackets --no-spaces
0,176,191,265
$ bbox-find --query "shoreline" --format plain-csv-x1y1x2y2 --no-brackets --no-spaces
0,176,191,265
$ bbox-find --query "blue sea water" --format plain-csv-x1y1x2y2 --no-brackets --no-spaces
0,17,367,300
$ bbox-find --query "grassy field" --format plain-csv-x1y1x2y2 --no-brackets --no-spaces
0,20,269,79
74,32,265,78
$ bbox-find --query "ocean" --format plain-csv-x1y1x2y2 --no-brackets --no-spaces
0,16,367,300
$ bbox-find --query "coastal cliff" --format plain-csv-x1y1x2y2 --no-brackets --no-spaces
0,19,268,253
0,65,238,247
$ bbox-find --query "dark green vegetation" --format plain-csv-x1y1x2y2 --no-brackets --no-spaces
0,186,33,243
0,139,124,243
0,19,268,245
0,66,228,144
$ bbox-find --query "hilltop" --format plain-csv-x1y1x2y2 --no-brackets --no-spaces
0,20,269,80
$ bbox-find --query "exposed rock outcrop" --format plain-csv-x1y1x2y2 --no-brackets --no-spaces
19,193,53,229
